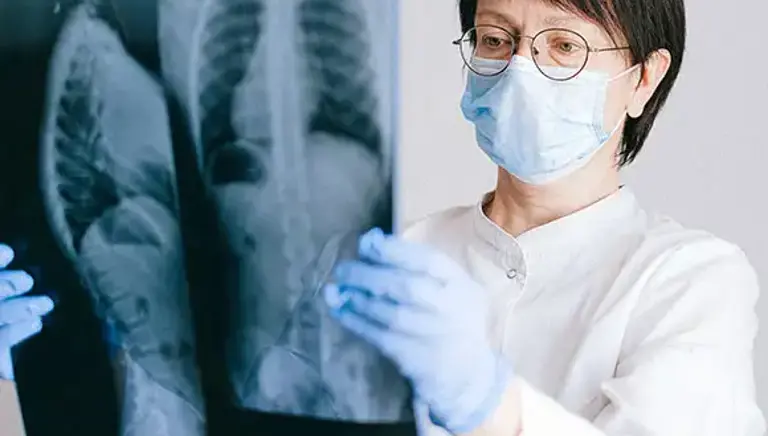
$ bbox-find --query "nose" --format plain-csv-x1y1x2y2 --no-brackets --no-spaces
513,35,537,61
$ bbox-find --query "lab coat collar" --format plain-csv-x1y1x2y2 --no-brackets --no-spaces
471,187,643,284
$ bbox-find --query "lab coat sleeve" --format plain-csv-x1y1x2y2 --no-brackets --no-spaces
512,239,766,436
0,380,27,435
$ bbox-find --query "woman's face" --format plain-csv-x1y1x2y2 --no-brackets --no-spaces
475,0,669,152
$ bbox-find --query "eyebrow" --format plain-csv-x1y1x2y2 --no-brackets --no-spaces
543,15,577,27
475,10,521,29
476,10,579,31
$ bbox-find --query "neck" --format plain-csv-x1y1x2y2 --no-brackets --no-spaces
485,164,621,237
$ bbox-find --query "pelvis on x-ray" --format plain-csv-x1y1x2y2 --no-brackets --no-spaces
38,0,405,433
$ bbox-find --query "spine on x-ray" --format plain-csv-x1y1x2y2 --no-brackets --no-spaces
263,0,318,360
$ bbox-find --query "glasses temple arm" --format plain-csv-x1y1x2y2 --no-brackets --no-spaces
591,46,631,53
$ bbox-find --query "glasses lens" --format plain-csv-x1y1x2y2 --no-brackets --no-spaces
460,26,514,76
532,29,589,80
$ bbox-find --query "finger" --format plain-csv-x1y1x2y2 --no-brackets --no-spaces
325,283,396,330
341,287,444,336
325,283,384,341
324,283,348,312
0,296,55,325
0,318,44,348
333,260,440,307
358,228,464,281
330,301,404,357
341,287,399,329
0,270,35,299
333,307,427,369
0,244,13,269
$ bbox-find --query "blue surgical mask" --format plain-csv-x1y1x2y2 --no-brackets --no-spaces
460,55,639,185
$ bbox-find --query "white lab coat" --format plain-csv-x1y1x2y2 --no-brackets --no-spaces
404,188,766,436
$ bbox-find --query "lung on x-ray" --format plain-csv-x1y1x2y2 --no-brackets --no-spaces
0,0,405,434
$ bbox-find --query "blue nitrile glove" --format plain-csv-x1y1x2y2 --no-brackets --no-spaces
0,244,55,380
324,228,512,434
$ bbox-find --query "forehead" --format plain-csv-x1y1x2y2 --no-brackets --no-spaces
475,0,614,42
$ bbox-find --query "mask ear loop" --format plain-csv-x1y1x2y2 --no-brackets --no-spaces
603,63,644,140
609,63,642,83
600,62,645,169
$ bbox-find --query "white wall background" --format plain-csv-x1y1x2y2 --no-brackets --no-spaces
398,0,768,418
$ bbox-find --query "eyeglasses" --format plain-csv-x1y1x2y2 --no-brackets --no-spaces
453,25,630,81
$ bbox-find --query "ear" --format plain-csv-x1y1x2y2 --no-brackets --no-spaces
628,49,672,118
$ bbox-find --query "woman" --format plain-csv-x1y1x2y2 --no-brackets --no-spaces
324,0,766,435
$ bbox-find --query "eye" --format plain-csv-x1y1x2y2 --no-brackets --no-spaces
548,36,585,56
558,41,575,53
481,35,504,48
471,26,515,59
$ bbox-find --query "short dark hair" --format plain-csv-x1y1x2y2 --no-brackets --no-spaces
458,0,686,165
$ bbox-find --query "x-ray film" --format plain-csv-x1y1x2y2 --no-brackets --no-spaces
0,0,406,434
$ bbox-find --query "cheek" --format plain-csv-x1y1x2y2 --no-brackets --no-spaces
602,81,634,130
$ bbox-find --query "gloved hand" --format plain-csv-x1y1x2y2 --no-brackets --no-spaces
324,228,512,434
0,243,55,380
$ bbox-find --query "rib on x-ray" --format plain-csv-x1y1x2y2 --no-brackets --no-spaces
159,0,407,422
40,4,205,435
35,0,403,432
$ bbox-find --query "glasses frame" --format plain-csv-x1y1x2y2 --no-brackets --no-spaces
452,25,631,81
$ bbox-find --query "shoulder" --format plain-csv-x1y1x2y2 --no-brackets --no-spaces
401,204,474,241
636,212,757,287
609,214,764,435
626,212,759,339
400,204,476,252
